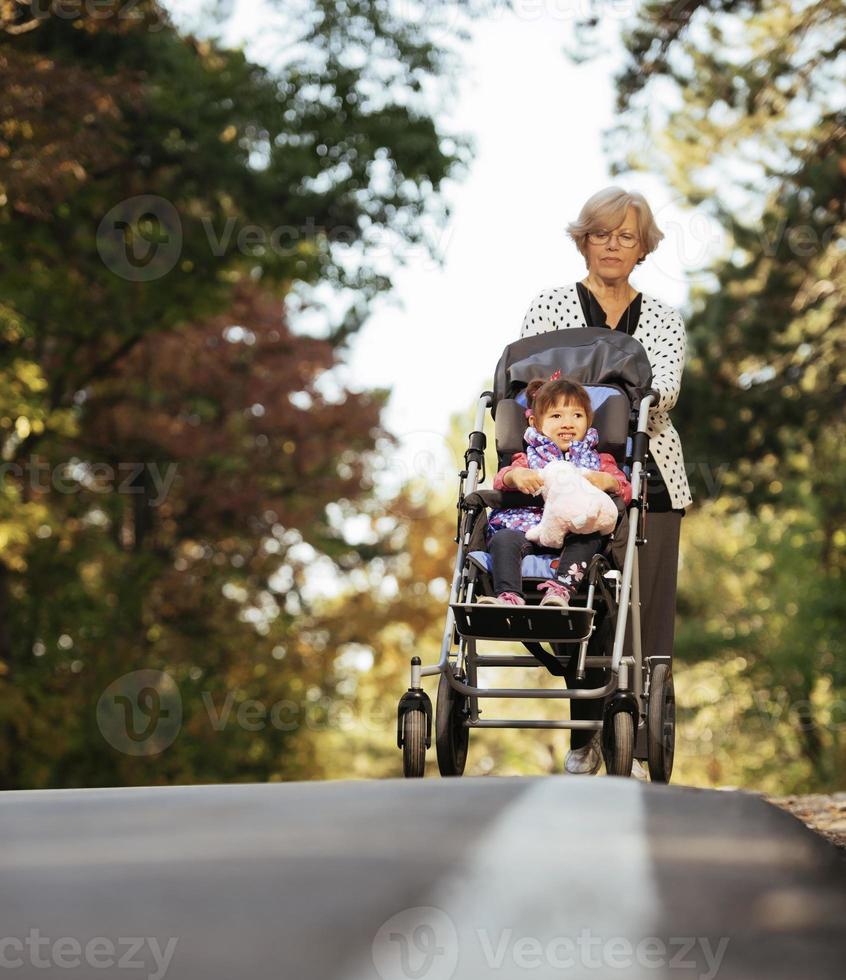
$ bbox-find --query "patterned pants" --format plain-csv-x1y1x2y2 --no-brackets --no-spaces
487,528,608,598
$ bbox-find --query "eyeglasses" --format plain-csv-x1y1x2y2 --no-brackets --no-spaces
588,230,639,248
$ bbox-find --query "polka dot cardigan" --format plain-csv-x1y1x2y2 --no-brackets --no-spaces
519,283,693,510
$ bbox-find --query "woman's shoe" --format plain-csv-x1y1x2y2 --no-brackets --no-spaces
537,579,573,607
631,759,649,782
476,592,526,607
564,732,602,775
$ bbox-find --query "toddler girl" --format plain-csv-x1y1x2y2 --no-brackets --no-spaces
478,373,632,607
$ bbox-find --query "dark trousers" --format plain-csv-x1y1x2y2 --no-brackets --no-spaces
620,509,683,662
487,528,608,597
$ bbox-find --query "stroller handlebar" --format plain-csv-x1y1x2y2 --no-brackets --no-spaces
637,387,660,408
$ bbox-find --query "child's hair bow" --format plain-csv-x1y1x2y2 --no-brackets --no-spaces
523,369,564,417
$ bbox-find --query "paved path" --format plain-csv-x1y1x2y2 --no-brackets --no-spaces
2,778,845,979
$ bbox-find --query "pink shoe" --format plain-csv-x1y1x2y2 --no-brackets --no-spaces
537,579,573,607
476,592,526,607
498,592,526,606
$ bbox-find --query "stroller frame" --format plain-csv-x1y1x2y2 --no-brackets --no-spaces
397,332,676,781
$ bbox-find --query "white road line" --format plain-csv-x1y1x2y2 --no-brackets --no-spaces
353,777,667,980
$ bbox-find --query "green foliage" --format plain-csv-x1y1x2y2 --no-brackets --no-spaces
0,1,482,787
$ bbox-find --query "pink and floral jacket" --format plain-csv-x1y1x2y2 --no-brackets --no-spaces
487,428,632,541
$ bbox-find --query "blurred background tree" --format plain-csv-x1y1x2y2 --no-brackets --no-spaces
0,0,494,787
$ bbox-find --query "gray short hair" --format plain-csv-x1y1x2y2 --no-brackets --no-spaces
566,187,664,266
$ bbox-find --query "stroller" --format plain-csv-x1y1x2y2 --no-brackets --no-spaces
396,327,676,781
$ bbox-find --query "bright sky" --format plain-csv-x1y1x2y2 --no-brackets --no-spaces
169,1,717,507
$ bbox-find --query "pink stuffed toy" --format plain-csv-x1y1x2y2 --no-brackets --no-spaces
524,459,618,549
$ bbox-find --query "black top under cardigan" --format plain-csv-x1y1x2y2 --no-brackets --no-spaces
575,282,677,513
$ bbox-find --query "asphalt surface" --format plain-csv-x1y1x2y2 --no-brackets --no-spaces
2,778,845,979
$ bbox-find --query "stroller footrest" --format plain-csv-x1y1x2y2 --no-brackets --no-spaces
450,603,594,642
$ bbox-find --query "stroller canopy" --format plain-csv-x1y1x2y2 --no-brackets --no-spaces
492,327,653,413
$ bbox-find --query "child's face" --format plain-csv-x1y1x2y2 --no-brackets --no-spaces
530,397,589,452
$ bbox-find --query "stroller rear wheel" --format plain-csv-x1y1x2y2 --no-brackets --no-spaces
602,711,634,777
402,709,427,778
647,662,675,783
436,669,469,777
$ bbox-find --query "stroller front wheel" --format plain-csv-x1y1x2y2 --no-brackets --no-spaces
402,709,427,778
602,710,634,777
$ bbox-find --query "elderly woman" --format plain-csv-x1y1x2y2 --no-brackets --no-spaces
519,186,692,778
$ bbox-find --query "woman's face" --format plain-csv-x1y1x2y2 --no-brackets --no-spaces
531,397,589,452
585,205,645,283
